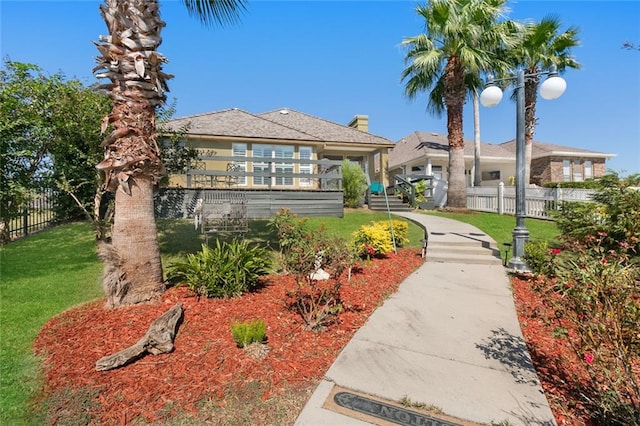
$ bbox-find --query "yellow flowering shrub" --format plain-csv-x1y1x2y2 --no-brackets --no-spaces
352,220,409,257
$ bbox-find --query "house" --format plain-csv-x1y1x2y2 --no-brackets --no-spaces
388,131,615,187
163,108,395,190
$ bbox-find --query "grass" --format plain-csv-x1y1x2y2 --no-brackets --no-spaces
420,210,560,249
0,222,104,425
0,208,558,424
0,210,424,424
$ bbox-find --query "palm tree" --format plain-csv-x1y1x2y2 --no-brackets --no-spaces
511,16,580,185
93,0,245,308
401,0,520,208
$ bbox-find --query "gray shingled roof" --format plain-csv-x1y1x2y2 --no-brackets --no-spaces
163,108,394,146
499,140,616,159
388,131,513,168
258,109,393,146
389,131,615,168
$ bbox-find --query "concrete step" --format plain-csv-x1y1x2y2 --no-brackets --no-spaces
368,196,412,212
425,241,503,265
425,251,503,265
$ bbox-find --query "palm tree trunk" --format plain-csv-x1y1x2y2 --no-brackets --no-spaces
103,175,164,307
445,58,467,209
524,74,539,186
95,0,169,307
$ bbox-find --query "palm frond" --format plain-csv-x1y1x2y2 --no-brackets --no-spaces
181,0,247,27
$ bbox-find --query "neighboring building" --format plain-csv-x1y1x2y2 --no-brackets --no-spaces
388,131,615,187
162,108,394,190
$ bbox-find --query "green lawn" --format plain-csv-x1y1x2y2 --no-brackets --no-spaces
0,209,557,424
419,210,560,249
0,210,425,424
0,222,104,425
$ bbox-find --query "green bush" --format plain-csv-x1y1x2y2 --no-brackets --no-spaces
269,208,354,331
341,159,367,208
543,180,600,189
535,171,640,423
230,319,267,348
524,240,560,277
166,240,270,298
554,172,640,254
352,219,408,258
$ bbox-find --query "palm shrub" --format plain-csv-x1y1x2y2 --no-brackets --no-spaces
166,240,270,298
530,172,640,424
341,159,367,208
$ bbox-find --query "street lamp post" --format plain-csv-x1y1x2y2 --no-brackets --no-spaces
480,66,566,271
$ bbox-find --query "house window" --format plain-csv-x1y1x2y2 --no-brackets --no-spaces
573,160,583,182
432,166,443,180
562,160,571,181
252,144,294,187
299,147,312,187
232,143,247,186
584,160,593,179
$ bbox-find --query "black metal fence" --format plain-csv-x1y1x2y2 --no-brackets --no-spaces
6,186,57,241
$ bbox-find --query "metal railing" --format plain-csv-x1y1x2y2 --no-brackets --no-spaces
186,155,343,190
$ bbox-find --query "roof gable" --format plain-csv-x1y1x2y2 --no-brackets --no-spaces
258,109,393,145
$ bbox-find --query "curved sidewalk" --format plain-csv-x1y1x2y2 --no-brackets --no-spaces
295,212,556,426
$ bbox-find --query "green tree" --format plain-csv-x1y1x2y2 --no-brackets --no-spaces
510,16,580,185
341,159,367,208
1,61,57,242
0,61,112,243
93,0,245,308
47,80,113,240
401,0,519,208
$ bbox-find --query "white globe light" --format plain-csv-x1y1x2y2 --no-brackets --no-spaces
540,76,567,100
480,85,503,108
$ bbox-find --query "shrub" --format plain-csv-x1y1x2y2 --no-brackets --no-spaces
342,159,367,208
554,172,640,254
230,319,267,348
166,240,270,298
534,172,640,423
546,233,640,424
352,219,408,258
269,208,354,331
523,240,560,277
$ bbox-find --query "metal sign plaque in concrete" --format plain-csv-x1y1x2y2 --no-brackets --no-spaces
333,391,462,426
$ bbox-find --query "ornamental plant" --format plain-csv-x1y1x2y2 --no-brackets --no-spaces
352,220,409,258
532,172,640,424
269,208,354,331
166,240,271,298
230,319,267,348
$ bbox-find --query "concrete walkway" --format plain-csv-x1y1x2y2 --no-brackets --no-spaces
295,212,556,426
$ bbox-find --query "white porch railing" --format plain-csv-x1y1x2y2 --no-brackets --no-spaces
466,183,594,219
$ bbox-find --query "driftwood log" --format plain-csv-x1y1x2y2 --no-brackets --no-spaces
96,302,183,371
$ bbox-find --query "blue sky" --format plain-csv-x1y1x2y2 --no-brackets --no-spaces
2,0,639,174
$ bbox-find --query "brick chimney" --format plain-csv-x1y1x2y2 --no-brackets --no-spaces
347,114,368,132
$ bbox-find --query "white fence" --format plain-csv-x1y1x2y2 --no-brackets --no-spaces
466,184,594,219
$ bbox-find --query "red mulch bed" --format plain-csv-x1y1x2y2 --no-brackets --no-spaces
511,274,593,426
36,252,630,425
34,249,424,424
